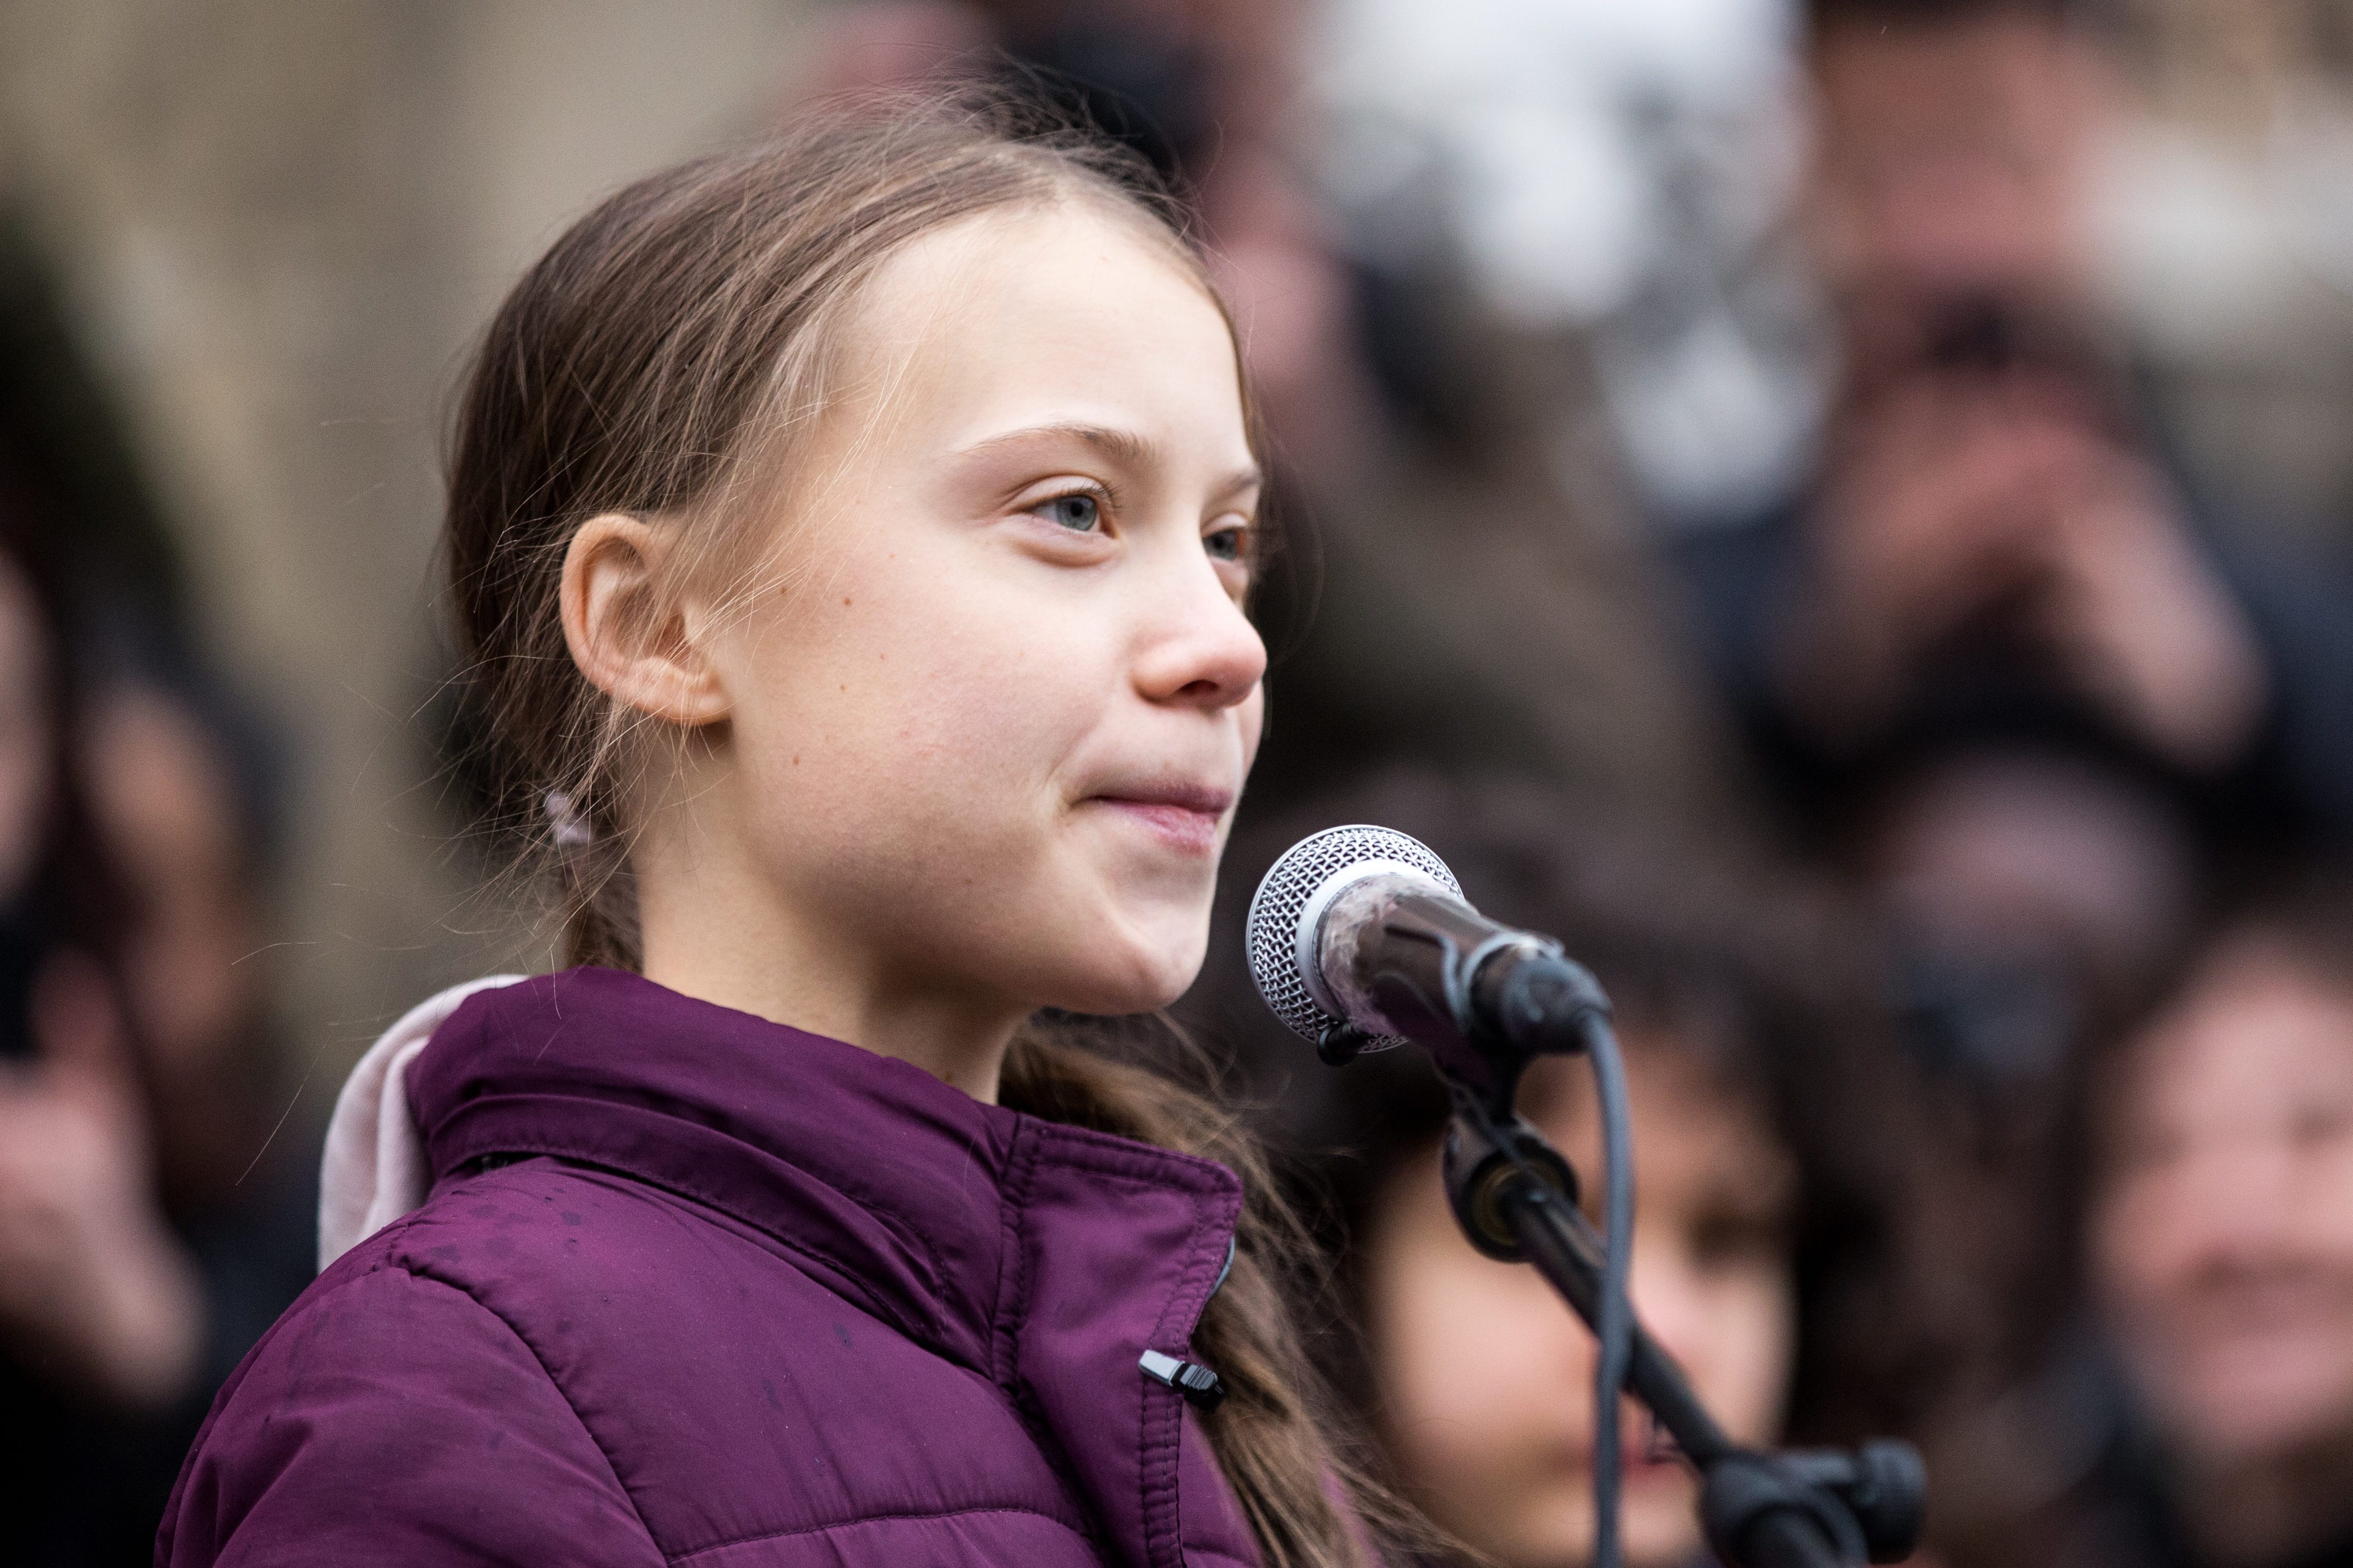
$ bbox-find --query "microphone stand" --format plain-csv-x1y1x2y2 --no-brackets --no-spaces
1317,920,1926,1568
1442,1090,1923,1568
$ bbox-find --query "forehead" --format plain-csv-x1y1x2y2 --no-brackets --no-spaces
833,202,1249,461
1813,16,2086,152
2115,940,2353,1137
1528,1035,1795,1201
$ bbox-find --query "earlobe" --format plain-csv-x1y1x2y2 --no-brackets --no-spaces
560,514,731,727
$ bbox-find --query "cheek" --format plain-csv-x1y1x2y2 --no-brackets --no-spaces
711,530,1202,1008
1237,683,1265,771
2296,1142,2353,1260
2091,1171,2177,1311
1368,1196,1588,1484
729,554,1105,830
1686,1269,1798,1446
1368,1196,1714,1568
1379,1253,1565,1437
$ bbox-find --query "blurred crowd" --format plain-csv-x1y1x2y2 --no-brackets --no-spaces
8,0,2353,1565
0,228,314,1559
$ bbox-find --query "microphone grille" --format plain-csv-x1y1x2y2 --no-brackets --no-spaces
1244,824,1461,1047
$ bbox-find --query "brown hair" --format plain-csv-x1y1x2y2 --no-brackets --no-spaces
442,96,1378,1568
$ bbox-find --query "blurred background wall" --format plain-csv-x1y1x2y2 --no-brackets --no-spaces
2099,0,2353,547
0,0,823,1080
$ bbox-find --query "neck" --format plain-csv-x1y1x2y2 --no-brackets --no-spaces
630,800,1025,1103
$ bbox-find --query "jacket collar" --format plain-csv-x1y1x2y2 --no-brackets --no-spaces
408,967,1250,1568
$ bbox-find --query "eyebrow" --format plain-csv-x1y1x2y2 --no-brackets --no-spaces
955,422,1263,502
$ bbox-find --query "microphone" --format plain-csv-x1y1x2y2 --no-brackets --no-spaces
1244,824,1609,1102
1242,824,1929,1568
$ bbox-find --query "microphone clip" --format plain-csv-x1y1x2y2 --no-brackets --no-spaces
1315,1020,1374,1067
1442,1100,1580,1262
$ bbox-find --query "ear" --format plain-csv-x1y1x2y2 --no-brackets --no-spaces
560,515,730,727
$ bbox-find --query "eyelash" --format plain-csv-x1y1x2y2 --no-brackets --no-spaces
1026,482,1116,533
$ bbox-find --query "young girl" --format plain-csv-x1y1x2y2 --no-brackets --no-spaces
157,104,1375,1568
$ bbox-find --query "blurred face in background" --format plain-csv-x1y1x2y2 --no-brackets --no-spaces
1364,1037,1799,1568
81,689,259,1086
1864,752,2197,1085
2095,936,2353,1472
1809,12,2109,377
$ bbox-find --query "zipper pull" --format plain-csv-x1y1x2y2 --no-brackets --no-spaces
1138,1349,1227,1411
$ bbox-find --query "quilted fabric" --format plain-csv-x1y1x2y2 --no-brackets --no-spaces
157,969,1261,1568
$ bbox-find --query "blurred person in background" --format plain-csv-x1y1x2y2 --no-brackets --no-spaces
1856,736,2198,1092
0,518,207,1567
1672,0,2353,1092
1255,0,1758,833
1663,9,2353,1554
2075,871,2353,1568
1184,772,1954,1568
78,647,315,1398
0,219,310,1564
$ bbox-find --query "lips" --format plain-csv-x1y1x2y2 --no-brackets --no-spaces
1085,780,1235,854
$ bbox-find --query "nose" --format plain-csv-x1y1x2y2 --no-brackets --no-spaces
1630,1248,1712,1382
1129,551,1266,713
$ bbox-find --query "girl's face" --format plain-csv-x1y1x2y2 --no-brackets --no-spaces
2094,937,2353,1467
1365,1041,1800,1568
688,203,1265,1023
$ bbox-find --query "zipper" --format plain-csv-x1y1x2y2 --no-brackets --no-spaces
1136,1235,1238,1411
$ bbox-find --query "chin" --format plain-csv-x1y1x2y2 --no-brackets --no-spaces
1623,1486,1707,1568
1479,1500,1699,1568
1041,913,1208,1016
2175,1369,2353,1463
1048,960,1198,1017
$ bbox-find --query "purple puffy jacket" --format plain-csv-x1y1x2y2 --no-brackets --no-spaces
156,969,1265,1566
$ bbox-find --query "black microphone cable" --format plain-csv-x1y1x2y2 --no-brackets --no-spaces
1469,1003,1635,1568
1590,1014,1635,1568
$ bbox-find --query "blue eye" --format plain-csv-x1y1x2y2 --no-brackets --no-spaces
1038,493,1100,531
1205,525,1248,563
